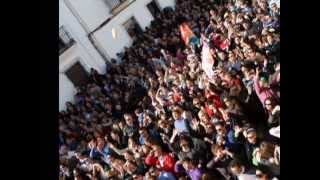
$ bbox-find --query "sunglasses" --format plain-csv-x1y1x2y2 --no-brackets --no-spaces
265,103,272,106
247,135,255,139
256,174,263,178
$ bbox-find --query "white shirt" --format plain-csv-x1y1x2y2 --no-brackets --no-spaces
238,173,257,180
269,0,280,8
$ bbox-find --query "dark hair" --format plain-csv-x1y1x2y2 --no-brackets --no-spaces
214,120,225,127
264,97,276,106
256,164,272,178
211,144,224,155
229,159,244,169
139,127,148,132
135,108,143,114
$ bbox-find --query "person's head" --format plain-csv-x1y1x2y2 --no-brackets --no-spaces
140,144,150,155
182,157,195,171
209,9,216,17
143,113,153,127
157,119,167,128
246,128,257,144
134,108,143,116
264,98,276,111
200,111,210,124
259,75,269,88
229,159,245,176
139,127,149,138
259,141,276,160
124,113,134,126
128,137,138,149
271,3,279,13
179,136,191,152
207,100,217,110
145,167,158,179
204,122,215,134
124,160,138,174
152,145,163,157
242,21,251,30
216,134,226,146
172,108,182,120
214,121,227,136
217,51,226,61
193,98,201,108
266,33,274,44
124,150,135,161
110,130,120,141
211,144,225,158
115,103,122,110
96,137,105,149
228,51,236,62
256,165,272,180
223,97,234,108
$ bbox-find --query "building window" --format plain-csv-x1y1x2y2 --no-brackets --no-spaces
123,17,143,39
147,0,161,18
65,62,89,88
59,26,75,55
105,0,127,11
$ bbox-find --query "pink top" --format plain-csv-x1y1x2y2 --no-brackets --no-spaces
254,76,279,107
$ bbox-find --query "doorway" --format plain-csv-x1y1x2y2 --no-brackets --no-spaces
65,61,89,88
123,16,143,38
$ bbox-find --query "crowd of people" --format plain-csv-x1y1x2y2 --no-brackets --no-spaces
59,0,280,179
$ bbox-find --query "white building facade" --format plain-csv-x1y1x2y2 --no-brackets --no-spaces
59,0,175,110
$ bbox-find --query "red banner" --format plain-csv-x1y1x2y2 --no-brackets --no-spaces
179,22,195,45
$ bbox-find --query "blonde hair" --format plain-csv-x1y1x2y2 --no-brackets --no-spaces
259,141,275,160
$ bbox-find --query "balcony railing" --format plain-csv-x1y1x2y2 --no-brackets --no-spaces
59,26,75,55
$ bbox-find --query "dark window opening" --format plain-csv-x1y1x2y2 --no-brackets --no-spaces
123,17,143,38
65,62,89,88
147,0,161,18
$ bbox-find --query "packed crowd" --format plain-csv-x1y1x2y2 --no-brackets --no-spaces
59,0,280,179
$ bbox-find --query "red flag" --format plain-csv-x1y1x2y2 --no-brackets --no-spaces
179,22,195,45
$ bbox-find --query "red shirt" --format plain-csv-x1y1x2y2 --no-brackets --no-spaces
145,153,176,173
205,91,223,109
205,105,214,117
173,93,182,103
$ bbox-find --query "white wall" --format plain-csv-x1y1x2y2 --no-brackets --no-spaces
58,0,175,110
92,0,175,59
156,0,175,10
60,0,107,74
92,0,156,59
59,44,93,111
64,0,112,32
59,0,108,110
59,73,76,111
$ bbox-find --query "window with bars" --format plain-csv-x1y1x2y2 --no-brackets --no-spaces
59,26,75,55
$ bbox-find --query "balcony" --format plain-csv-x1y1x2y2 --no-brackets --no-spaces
105,0,136,15
59,26,75,55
